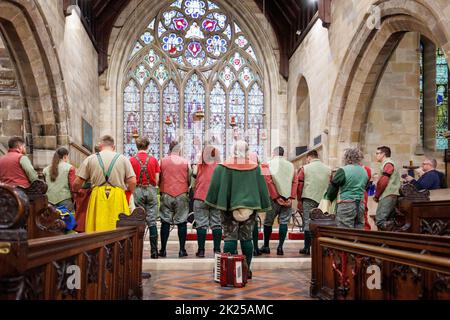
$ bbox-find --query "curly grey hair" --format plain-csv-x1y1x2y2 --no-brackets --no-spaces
343,148,364,165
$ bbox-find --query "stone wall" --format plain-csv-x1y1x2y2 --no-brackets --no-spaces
362,32,421,171
0,34,26,149
287,0,450,170
0,1,99,168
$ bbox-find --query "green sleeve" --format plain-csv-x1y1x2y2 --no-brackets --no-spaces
324,168,346,202
20,156,38,183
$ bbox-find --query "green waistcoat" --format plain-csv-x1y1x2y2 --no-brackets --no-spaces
379,158,401,199
44,162,72,205
339,165,368,201
303,159,331,203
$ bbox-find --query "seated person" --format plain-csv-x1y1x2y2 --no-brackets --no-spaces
404,158,443,190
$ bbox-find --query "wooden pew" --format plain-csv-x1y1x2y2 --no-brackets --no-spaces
309,224,450,300
395,184,450,236
17,181,66,239
0,184,146,300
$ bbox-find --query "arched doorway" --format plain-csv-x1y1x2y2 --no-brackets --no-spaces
294,76,310,157
0,1,69,167
327,0,450,169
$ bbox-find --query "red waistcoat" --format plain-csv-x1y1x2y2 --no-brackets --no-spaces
0,150,31,188
160,154,189,197
194,162,218,202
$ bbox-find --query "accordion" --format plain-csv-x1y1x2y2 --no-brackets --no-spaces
214,253,248,288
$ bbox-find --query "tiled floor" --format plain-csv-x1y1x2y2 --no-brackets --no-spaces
143,269,313,300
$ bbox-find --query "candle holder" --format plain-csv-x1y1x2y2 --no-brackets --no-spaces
230,116,237,128
164,116,173,126
132,129,139,140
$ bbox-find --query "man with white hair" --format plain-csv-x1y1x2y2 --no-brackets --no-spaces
205,140,271,279
404,157,444,190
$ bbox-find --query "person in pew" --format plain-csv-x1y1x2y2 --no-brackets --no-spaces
259,147,298,256
192,145,222,258
323,148,368,229
130,137,161,259
374,146,401,231
206,141,271,279
158,141,191,258
73,135,137,232
403,157,444,190
0,136,38,188
43,147,76,211
297,150,331,255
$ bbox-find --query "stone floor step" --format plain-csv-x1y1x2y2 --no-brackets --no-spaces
143,257,311,271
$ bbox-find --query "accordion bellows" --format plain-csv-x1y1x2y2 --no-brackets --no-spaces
214,253,249,288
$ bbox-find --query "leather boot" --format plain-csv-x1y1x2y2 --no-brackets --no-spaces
150,235,158,259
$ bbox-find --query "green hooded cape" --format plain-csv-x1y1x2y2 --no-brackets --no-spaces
205,163,272,212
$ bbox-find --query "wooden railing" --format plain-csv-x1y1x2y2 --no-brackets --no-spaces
0,184,146,300
310,224,450,300
394,183,450,235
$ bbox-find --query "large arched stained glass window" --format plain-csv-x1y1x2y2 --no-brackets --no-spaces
123,0,265,162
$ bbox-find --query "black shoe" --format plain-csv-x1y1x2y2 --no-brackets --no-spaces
277,246,284,256
299,248,310,255
158,249,167,257
151,252,158,259
214,249,221,254
179,249,188,257
253,249,262,256
247,270,253,280
196,249,205,258
259,246,270,254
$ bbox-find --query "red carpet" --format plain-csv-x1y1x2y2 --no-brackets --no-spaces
186,232,304,241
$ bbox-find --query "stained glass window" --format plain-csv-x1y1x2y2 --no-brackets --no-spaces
143,80,161,156
123,80,140,157
163,81,180,156
436,48,449,150
248,83,265,159
184,74,206,161
209,82,226,159
124,0,264,161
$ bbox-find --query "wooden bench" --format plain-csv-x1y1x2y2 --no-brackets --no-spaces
0,183,146,300
309,224,450,300
395,184,450,236
16,181,67,239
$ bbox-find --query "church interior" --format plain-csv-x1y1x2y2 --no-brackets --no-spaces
0,0,449,302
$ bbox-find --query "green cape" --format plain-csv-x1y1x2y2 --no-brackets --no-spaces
205,164,272,212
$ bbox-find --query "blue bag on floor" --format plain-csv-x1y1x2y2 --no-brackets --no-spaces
56,204,77,231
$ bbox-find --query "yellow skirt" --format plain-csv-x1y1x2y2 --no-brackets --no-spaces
85,186,131,232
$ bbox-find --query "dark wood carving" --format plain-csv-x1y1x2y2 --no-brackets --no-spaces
420,219,450,236
399,183,431,201
53,257,78,299
0,183,29,230
310,225,450,300
105,244,114,272
85,251,99,284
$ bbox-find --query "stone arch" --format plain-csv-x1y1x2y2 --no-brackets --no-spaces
102,0,282,154
0,0,69,166
294,76,310,156
327,0,450,168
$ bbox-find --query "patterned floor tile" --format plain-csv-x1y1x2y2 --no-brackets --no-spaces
143,269,314,300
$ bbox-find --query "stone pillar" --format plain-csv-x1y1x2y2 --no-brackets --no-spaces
444,131,450,187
